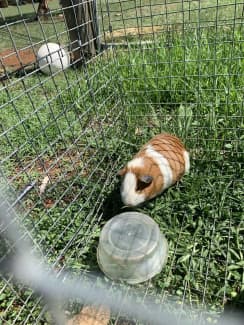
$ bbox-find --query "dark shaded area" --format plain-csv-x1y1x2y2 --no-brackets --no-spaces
101,182,123,221
0,12,37,25
115,317,136,325
100,181,140,221
0,235,16,276
218,291,244,325
0,7,62,25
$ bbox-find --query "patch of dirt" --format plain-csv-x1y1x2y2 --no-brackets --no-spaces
43,198,55,209
67,305,110,325
11,147,90,193
10,148,90,209
19,149,88,182
104,26,165,41
0,48,36,73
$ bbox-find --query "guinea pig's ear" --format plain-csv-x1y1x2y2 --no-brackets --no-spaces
139,175,153,184
117,167,127,177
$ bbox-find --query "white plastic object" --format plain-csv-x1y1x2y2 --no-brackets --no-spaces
97,212,168,284
37,42,70,75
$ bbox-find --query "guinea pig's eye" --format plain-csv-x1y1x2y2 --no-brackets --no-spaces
136,175,153,191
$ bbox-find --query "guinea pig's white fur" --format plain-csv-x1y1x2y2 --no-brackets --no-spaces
118,133,190,206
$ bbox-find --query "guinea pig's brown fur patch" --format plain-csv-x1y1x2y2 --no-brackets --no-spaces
139,133,186,184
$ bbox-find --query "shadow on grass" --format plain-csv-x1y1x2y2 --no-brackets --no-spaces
0,11,63,25
0,236,15,275
100,181,124,221
100,180,140,222
0,12,37,25
218,291,244,325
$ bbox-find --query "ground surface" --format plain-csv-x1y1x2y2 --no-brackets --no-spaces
0,47,36,72
0,1,243,324
0,25,162,73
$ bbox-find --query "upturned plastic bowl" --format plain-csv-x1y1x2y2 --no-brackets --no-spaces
97,212,168,284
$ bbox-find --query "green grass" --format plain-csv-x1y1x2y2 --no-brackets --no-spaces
0,26,244,323
0,1,58,18
1,0,244,51
101,0,244,33
0,1,66,50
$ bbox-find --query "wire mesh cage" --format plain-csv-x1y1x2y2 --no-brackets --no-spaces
0,0,243,324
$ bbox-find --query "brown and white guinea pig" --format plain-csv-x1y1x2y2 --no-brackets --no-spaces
118,133,190,206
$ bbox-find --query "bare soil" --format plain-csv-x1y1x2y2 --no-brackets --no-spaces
0,48,36,73
104,25,165,41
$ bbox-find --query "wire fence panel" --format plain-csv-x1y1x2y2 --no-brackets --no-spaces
0,0,243,324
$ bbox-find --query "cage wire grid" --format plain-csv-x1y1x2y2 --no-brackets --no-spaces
0,0,244,324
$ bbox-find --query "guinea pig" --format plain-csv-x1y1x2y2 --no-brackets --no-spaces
118,133,190,206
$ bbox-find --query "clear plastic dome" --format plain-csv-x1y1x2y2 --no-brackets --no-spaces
97,212,168,284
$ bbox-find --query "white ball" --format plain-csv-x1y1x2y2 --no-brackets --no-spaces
37,43,70,75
